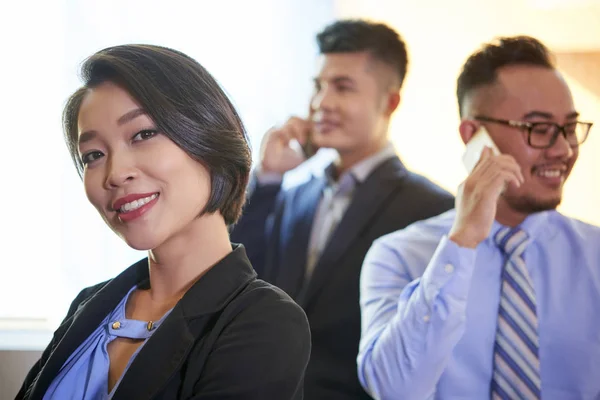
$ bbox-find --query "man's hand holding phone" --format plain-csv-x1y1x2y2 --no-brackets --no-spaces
450,128,524,248
259,116,315,175
462,126,500,173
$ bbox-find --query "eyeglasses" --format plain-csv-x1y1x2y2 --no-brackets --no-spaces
474,116,593,149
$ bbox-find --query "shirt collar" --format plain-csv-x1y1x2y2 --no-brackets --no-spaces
489,209,554,245
324,142,397,185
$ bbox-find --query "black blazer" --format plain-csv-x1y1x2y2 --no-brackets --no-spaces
17,245,311,400
231,157,454,399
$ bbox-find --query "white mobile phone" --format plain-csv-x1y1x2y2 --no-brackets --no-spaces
462,126,500,173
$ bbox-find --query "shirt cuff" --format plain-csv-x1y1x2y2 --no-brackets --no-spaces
420,235,477,306
254,166,284,185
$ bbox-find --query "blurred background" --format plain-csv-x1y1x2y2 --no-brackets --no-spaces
0,0,598,397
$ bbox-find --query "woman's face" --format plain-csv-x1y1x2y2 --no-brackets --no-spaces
77,81,213,250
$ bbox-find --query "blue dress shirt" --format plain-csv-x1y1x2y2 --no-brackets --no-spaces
358,209,600,400
43,285,173,399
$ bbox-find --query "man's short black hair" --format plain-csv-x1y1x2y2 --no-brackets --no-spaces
317,19,408,88
457,36,554,117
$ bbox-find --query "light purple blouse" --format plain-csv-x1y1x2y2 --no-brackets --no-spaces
43,285,173,399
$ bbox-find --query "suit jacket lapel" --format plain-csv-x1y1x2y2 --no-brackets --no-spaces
273,176,325,299
296,157,407,306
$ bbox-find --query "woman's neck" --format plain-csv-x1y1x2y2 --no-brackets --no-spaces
145,212,232,305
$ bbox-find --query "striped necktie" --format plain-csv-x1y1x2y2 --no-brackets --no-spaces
491,227,541,399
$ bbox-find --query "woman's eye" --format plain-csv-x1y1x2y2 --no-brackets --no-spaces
81,151,104,165
132,129,158,142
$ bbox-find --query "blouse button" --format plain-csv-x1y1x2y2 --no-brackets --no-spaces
112,321,121,329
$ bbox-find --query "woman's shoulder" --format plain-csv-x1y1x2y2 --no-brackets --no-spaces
183,278,310,398
233,278,309,326
211,276,311,350
64,280,112,317
195,245,309,332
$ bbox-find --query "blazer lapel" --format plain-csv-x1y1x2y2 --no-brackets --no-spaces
28,246,255,400
113,245,256,399
296,157,407,306
273,176,325,299
112,306,196,399
28,262,144,399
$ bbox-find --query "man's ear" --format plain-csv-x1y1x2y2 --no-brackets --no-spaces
459,119,480,144
385,92,401,116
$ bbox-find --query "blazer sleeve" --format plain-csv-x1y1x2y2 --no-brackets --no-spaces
15,283,107,400
229,173,283,278
190,286,311,400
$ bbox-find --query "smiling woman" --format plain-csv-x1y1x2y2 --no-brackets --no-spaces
16,45,311,400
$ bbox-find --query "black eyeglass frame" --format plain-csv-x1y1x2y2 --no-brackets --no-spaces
474,115,593,149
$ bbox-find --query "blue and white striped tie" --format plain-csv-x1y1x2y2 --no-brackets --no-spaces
491,227,541,399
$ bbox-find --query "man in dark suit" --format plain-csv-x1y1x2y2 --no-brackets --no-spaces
231,19,454,399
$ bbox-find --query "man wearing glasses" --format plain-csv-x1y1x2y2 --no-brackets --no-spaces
357,36,598,400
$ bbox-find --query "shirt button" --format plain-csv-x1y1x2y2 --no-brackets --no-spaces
423,315,430,322
444,264,454,273
112,321,121,329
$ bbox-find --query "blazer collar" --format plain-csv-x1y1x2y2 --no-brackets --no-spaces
296,156,408,307
29,244,256,399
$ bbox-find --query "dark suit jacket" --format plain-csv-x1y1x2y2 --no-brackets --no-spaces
17,245,311,400
230,157,455,399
